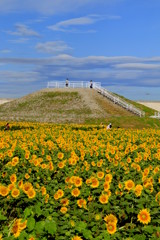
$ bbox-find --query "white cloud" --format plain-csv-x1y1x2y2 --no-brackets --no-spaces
7,24,40,37
48,15,120,32
36,41,73,55
8,38,29,44
0,49,11,54
115,63,160,70
0,0,122,14
0,70,42,82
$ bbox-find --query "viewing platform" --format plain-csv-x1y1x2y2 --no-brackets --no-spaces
47,81,101,88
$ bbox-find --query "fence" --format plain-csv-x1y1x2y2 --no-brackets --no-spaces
150,112,160,119
47,81,101,88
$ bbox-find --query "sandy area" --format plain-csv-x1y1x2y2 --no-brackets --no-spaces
138,101,160,112
0,99,14,105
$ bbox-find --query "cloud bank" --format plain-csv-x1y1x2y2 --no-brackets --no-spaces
0,55,160,88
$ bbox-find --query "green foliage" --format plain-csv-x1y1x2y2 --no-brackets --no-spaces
0,122,160,239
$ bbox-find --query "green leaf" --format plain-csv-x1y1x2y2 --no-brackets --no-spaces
35,221,45,234
45,220,57,235
82,229,93,239
134,234,146,240
100,230,110,239
18,231,28,240
76,221,87,232
142,226,153,234
35,203,42,217
27,217,36,232
24,207,32,218
0,211,7,220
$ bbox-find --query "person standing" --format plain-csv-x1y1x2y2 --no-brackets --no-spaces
90,80,93,89
66,78,69,87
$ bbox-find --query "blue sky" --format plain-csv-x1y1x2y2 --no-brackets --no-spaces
1,0,160,100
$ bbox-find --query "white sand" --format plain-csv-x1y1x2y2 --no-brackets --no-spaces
0,99,14,105
138,101,160,112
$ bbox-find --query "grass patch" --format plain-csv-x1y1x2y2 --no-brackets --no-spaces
112,93,155,116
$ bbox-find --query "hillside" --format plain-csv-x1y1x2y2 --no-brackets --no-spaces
0,88,160,128
0,88,133,122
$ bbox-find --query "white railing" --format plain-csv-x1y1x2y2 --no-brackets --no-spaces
150,112,160,119
47,81,101,88
94,84,145,117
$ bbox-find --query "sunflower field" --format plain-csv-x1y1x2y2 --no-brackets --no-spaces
0,121,160,240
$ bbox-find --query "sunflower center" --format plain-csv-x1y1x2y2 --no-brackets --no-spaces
142,214,146,219
109,225,113,230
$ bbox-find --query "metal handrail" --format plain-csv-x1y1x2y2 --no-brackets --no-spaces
94,85,145,117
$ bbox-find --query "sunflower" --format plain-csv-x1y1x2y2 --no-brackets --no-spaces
22,182,33,193
99,194,109,204
104,214,118,224
41,163,47,169
60,198,69,206
10,174,17,183
46,155,52,161
57,189,64,198
105,174,112,183
77,199,87,208
33,159,39,166
11,188,20,198
91,161,96,166
125,180,135,191
97,161,102,167
60,207,68,214
0,185,9,197
106,222,117,235
11,156,19,166
74,177,83,187
54,192,59,200
134,184,143,197
91,178,99,188
11,219,27,238
103,182,110,191
70,220,75,227
71,188,80,197
25,173,30,179
95,214,101,221
49,162,54,171
11,220,21,238
19,219,27,230
41,186,46,196
8,183,15,191
58,152,64,160
18,180,23,189
97,171,104,179
71,236,83,240
58,161,65,169
137,209,151,224
26,188,36,199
